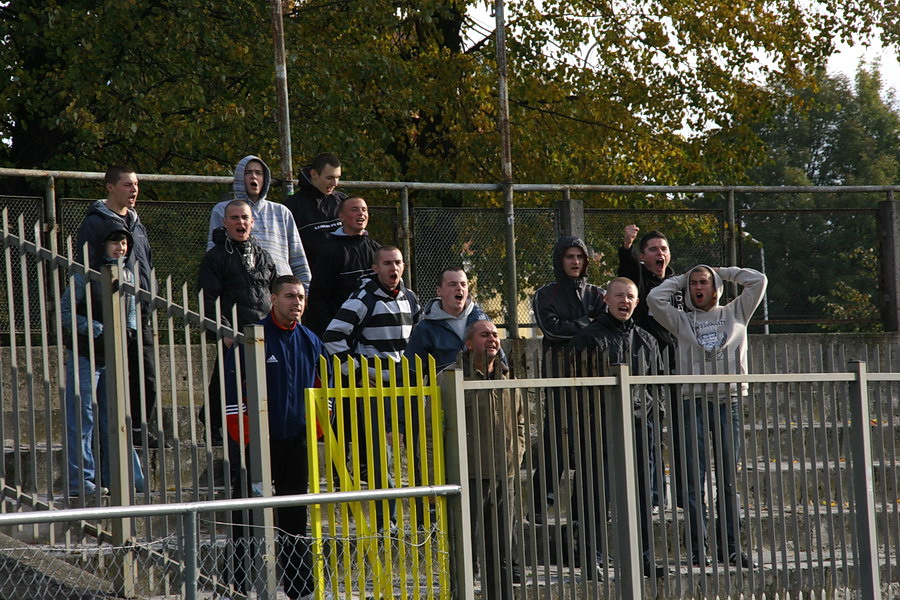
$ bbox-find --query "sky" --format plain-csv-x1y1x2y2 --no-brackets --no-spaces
829,38,899,98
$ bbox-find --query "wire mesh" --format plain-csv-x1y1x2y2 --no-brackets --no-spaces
411,207,559,327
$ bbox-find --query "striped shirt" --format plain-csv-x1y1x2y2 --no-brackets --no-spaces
322,276,421,382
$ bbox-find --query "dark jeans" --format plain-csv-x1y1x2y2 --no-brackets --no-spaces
128,323,157,433
230,435,313,599
469,477,516,600
681,397,742,559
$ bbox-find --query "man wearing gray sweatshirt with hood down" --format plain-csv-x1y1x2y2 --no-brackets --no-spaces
207,155,310,289
648,265,766,569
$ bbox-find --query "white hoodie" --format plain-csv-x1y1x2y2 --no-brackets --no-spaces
648,265,767,401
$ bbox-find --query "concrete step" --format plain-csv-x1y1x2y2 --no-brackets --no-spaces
2,443,228,496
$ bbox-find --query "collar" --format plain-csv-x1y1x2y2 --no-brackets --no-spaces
270,311,298,331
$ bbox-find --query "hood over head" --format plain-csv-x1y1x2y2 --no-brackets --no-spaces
232,155,271,203
684,264,723,311
552,236,590,284
97,222,134,264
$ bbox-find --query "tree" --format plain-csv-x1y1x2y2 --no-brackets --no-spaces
736,67,898,331
1,0,896,202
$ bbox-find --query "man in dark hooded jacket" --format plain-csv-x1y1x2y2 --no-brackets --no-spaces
531,236,605,577
304,196,380,336
75,166,165,448
283,152,347,269
197,199,277,442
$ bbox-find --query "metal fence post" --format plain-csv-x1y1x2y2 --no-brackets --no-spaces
847,360,882,600
182,510,198,600
44,175,56,230
556,189,585,240
726,189,738,297
609,363,641,599
400,186,412,289
243,323,278,599
877,194,900,331
101,264,135,597
438,368,474,600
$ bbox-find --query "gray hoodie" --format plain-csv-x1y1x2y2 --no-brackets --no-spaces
206,156,310,288
648,265,767,401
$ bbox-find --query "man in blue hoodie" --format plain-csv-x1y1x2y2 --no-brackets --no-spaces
75,166,166,448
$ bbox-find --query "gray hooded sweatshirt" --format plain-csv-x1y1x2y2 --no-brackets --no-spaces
648,265,767,401
206,155,310,288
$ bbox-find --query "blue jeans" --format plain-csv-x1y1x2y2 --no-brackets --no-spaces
97,369,146,493
680,397,742,558
65,353,100,493
65,351,145,494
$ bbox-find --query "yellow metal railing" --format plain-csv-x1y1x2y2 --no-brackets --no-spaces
306,354,450,600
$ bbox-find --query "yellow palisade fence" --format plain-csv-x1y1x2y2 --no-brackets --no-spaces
306,354,451,600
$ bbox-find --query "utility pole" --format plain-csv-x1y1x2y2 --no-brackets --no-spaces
271,0,294,196
495,0,519,337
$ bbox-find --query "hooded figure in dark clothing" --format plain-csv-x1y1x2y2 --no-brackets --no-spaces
530,236,607,579
283,152,348,269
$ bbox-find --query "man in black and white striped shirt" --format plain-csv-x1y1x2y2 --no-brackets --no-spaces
322,245,420,383
322,246,420,525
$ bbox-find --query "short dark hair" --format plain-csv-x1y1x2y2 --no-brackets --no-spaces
270,275,303,295
104,166,136,186
639,230,668,252
464,319,493,342
338,196,366,213
104,231,129,244
437,267,466,286
310,153,341,173
374,245,402,262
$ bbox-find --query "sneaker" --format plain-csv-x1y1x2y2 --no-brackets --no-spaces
727,551,757,568
133,430,174,448
692,553,711,567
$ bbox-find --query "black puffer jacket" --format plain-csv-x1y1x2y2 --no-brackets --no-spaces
533,236,606,352
304,230,381,336
283,166,347,268
197,228,277,334
571,312,666,417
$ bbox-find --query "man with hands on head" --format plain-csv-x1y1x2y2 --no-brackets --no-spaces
648,264,766,569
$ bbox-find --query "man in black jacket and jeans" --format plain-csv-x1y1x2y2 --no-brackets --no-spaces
197,199,278,443
531,236,605,578
572,277,667,578
75,166,167,448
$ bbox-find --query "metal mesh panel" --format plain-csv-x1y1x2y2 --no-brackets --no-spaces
740,208,878,332
411,207,559,326
0,196,45,333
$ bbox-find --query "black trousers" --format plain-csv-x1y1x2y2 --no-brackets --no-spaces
230,435,313,599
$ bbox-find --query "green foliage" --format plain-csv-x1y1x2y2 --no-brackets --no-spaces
810,246,884,332
736,67,899,331
3,0,895,203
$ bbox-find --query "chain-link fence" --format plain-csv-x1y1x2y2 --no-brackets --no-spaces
0,180,894,334
412,207,559,326
0,495,452,599
740,207,879,332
